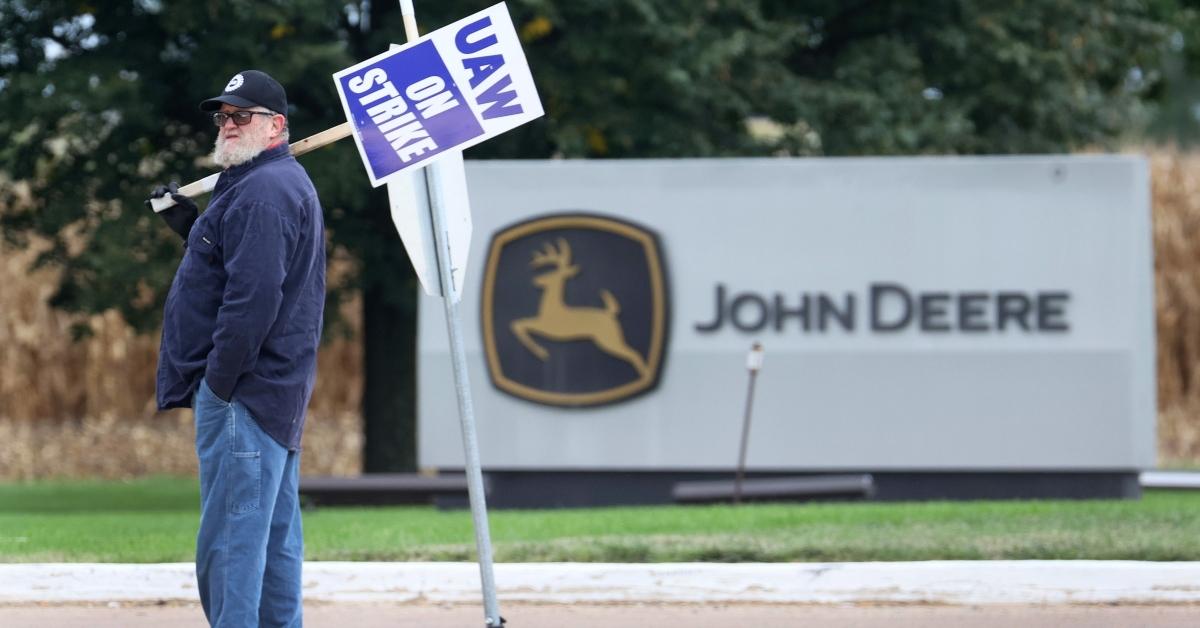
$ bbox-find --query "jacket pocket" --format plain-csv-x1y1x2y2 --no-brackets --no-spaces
187,228,218,259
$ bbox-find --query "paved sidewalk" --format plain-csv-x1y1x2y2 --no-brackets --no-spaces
4,561,1200,605
2,601,1199,628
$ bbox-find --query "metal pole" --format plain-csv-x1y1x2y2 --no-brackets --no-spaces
428,176,503,627
400,2,503,625
734,343,764,505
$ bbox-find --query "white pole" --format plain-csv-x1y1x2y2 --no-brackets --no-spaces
399,2,504,626
734,343,765,504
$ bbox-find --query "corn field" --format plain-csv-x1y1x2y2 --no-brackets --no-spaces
3,150,1200,479
1152,149,1200,464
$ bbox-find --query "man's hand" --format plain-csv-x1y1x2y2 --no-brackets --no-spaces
146,181,198,241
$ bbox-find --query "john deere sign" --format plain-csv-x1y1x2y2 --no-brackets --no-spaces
418,157,1153,490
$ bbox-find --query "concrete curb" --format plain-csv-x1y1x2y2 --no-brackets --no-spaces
1141,471,1200,489
4,561,1200,605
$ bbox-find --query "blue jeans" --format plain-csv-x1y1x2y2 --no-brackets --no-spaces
194,378,303,627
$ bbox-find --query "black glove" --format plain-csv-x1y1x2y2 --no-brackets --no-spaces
146,181,198,241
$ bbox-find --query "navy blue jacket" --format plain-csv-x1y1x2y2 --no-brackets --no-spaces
157,144,325,450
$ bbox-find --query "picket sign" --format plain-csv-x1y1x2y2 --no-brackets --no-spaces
332,2,543,187
347,0,545,298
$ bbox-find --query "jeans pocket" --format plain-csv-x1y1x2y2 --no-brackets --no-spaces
197,378,230,408
230,451,261,514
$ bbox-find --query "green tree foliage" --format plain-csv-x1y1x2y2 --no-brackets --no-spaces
0,0,1174,469
755,1,1171,155
1142,0,1200,145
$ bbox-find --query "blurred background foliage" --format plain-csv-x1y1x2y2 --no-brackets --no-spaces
0,0,1196,471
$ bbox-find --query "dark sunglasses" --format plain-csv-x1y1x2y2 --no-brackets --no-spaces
212,111,276,127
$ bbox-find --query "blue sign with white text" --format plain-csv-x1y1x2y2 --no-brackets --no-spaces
336,40,484,183
333,2,544,187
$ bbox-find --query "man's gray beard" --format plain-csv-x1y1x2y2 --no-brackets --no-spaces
212,133,268,168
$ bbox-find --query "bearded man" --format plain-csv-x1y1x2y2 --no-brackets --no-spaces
147,69,325,628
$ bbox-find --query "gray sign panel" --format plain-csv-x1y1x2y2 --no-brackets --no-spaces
419,156,1154,470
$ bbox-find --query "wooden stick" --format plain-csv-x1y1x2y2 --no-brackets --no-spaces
148,121,352,212
288,121,353,158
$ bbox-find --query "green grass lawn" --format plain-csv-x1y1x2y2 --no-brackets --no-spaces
1,476,1197,563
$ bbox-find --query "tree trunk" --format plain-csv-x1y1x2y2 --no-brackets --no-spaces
361,279,418,472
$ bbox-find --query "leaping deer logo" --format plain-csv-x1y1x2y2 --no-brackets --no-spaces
510,238,650,377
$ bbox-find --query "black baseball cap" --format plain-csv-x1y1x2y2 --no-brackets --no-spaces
200,70,288,115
